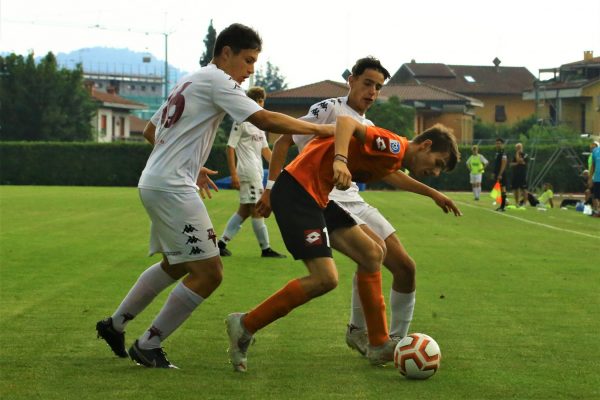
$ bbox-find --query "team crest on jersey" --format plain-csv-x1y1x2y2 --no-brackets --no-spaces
374,136,387,152
390,139,401,154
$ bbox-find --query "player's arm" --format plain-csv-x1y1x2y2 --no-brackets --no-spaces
256,134,294,218
226,146,240,190
382,171,462,216
332,116,366,190
247,110,333,137
143,121,156,145
261,146,272,164
196,167,219,199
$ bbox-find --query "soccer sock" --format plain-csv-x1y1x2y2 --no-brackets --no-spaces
472,187,477,198
111,262,176,332
356,271,389,347
242,279,310,334
222,213,244,242
475,187,480,199
389,290,415,338
137,281,204,349
251,217,270,250
349,274,367,329
501,192,507,208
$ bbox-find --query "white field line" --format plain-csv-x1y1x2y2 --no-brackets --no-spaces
456,201,600,240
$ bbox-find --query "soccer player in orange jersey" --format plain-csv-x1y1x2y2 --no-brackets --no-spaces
226,115,461,372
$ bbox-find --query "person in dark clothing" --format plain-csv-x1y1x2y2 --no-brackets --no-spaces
493,138,508,211
510,142,528,206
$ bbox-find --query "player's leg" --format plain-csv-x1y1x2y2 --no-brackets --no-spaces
128,189,221,368
249,201,286,258
470,174,478,200
218,197,251,256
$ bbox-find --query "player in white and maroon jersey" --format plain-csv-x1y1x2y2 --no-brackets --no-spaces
218,86,286,258
257,57,424,357
95,23,332,368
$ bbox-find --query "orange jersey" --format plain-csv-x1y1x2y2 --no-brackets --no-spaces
285,126,408,208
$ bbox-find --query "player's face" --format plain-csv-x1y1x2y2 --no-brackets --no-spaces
347,69,385,114
223,47,260,84
409,141,450,178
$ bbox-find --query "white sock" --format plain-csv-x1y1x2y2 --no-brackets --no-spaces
476,187,481,198
389,290,416,338
111,262,176,332
138,281,204,349
349,274,366,329
473,188,477,198
251,218,270,250
222,213,244,242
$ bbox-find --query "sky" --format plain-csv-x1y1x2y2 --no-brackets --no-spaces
1,0,599,88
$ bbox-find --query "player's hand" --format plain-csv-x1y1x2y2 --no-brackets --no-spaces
315,124,335,137
256,189,272,218
333,160,352,190
431,191,462,216
197,167,219,199
230,175,241,190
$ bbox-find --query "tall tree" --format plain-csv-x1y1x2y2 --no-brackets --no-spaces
0,52,97,141
254,62,288,92
366,96,415,138
199,20,217,67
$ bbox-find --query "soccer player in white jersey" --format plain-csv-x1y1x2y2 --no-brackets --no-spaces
95,23,333,368
257,56,459,357
218,86,286,258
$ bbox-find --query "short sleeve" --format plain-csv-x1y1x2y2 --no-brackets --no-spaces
212,74,262,123
298,99,338,124
227,122,243,148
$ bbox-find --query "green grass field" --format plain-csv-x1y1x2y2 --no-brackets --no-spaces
1,186,598,400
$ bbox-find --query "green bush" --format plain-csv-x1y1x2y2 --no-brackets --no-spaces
0,142,587,193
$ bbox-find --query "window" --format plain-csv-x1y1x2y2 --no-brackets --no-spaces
495,105,507,123
464,75,476,83
100,115,107,132
141,85,146,91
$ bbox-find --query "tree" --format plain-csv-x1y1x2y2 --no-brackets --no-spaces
366,96,415,138
254,62,288,92
0,52,97,141
199,20,217,67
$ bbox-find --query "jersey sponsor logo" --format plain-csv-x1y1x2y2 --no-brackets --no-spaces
304,229,323,246
390,139,401,154
374,136,387,151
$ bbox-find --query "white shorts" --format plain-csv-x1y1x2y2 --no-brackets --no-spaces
239,180,264,204
139,189,220,264
334,200,395,240
469,174,483,184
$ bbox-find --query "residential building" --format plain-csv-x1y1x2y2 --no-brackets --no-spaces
389,59,536,125
523,51,600,135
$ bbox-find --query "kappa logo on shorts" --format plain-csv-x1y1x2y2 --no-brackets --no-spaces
186,236,201,244
182,225,198,234
374,136,387,151
304,229,323,246
189,247,205,255
390,139,401,154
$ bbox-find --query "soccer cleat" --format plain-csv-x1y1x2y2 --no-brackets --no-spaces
367,339,397,366
261,248,286,258
128,340,178,368
96,317,128,358
226,313,253,372
345,324,368,356
218,240,232,257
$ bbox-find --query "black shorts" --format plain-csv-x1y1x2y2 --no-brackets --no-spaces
593,182,600,200
512,170,527,189
271,170,356,260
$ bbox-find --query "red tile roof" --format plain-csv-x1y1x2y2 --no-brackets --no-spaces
268,80,348,100
91,89,146,109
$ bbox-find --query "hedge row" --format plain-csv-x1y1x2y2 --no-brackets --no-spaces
0,142,588,193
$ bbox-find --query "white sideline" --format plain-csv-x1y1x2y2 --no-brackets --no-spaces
456,201,600,240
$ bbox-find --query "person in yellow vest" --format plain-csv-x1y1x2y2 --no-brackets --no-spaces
466,144,488,200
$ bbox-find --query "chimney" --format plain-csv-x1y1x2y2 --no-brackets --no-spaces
493,57,501,71
84,80,94,95
584,50,593,61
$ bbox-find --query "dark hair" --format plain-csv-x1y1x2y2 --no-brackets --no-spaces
413,124,460,171
246,86,266,102
495,137,505,143
351,56,391,80
213,23,262,57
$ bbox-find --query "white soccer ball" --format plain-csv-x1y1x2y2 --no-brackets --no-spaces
393,333,441,380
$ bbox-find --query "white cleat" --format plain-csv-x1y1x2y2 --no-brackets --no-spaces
367,339,397,366
226,313,253,372
345,324,368,356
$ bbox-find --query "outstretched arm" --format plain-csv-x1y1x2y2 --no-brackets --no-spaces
332,116,367,190
226,146,240,190
247,110,333,137
256,134,295,217
382,171,462,216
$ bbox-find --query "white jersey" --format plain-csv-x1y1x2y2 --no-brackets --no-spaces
139,64,262,193
293,96,374,203
227,121,268,183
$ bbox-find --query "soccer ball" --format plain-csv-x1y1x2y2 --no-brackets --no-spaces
393,333,441,379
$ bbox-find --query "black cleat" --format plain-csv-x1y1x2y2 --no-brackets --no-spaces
128,340,178,368
218,240,232,257
96,317,128,358
261,248,286,258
